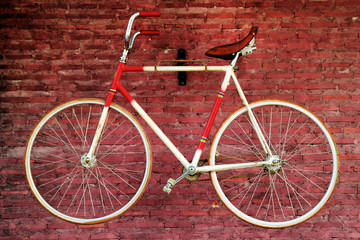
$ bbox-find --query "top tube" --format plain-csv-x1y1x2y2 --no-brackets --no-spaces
122,65,233,72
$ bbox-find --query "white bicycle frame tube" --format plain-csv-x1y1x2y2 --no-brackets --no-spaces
88,106,109,157
90,64,273,173
230,71,273,156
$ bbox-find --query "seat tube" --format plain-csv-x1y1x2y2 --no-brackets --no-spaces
191,69,232,167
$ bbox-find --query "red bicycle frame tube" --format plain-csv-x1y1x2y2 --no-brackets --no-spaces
196,91,224,151
105,62,135,107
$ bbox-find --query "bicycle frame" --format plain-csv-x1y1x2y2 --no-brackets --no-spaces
87,61,274,175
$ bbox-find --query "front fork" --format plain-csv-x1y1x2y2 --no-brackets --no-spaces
86,106,110,158
86,62,125,159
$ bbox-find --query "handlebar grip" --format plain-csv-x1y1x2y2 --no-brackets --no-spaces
140,30,160,35
139,11,161,17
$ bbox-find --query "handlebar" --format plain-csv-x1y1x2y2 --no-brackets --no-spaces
139,11,161,17
124,12,161,49
139,30,160,35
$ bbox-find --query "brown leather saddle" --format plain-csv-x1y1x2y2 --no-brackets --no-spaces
205,26,258,60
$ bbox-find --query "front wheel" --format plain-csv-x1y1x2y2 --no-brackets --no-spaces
24,99,152,224
210,99,338,228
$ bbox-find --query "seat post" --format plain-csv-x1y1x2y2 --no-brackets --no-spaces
230,52,241,66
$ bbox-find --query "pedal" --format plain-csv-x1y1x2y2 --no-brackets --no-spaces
163,178,176,194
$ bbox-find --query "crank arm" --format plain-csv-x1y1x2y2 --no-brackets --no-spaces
163,169,190,194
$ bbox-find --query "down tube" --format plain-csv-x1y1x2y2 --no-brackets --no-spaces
116,70,190,169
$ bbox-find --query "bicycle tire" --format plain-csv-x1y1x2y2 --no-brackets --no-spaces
209,99,338,228
24,98,152,224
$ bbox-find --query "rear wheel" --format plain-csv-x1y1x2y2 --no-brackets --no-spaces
210,99,338,228
24,99,152,224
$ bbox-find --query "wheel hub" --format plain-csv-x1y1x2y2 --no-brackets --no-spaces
80,153,97,168
264,155,283,173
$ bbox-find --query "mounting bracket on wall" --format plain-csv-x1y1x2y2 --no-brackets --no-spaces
177,49,187,86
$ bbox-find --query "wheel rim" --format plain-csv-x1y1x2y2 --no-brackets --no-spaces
210,100,338,228
24,99,151,224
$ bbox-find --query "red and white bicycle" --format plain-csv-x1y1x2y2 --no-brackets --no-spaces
24,12,339,228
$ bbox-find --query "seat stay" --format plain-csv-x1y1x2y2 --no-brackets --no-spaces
230,71,273,156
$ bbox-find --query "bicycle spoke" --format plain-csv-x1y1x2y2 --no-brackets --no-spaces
93,164,108,214
32,155,78,168
276,170,316,205
87,166,130,200
218,143,262,160
99,160,144,174
97,161,139,189
277,169,307,214
35,161,77,179
252,109,278,155
235,116,265,159
39,163,81,190
43,126,78,156
96,126,136,161
283,135,323,162
83,105,92,152
101,116,127,143
56,168,82,208
63,110,87,149
244,170,266,213
54,118,80,157
283,162,325,192
72,106,91,150
281,168,296,217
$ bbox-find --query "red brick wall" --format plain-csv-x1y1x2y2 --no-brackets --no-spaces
1,0,359,239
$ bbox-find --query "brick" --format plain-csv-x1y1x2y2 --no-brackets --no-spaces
275,1,303,7
266,12,293,18
295,12,322,17
266,73,294,79
327,116,355,122
295,73,322,79
235,13,263,19
18,223,47,230
301,231,330,238
135,221,164,228
27,234,58,240
165,221,192,228
306,1,333,7
78,223,105,228
322,95,350,100
207,13,234,19
179,211,207,216
245,2,274,7
92,233,119,239
324,11,354,17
